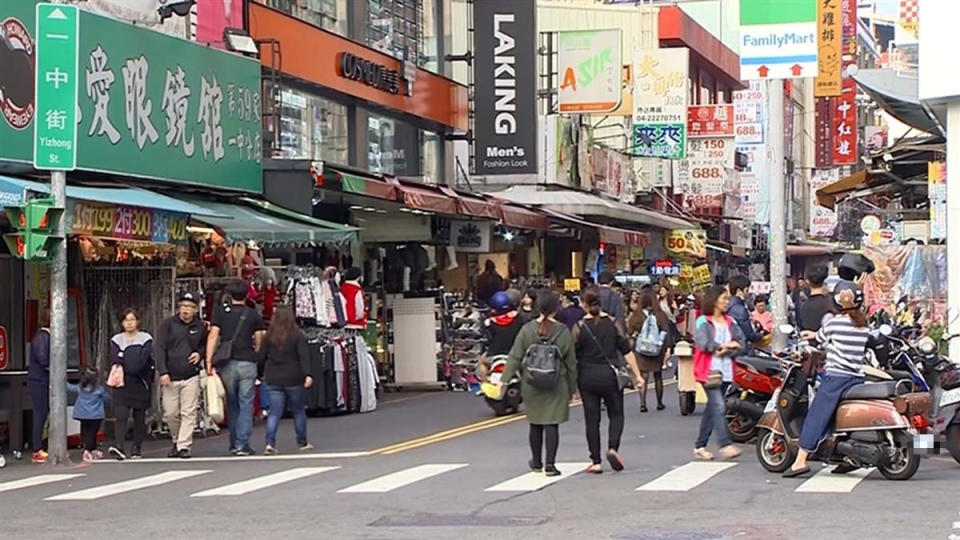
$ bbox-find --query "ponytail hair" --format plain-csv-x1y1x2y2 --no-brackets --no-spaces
846,307,868,328
536,289,561,338
581,287,601,317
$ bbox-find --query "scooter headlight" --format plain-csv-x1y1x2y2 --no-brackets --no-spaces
917,337,937,355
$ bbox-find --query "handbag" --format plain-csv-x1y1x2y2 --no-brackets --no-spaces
212,308,248,367
107,364,125,388
204,373,226,423
703,370,723,390
581,319,636,391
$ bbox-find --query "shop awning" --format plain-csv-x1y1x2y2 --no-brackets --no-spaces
498,203,549,231
0,176,219,216
538,207,650,247
177,197,358,245
438,186,501,220
392,180,459,215
491,185,695,230
852,69,946,136
815,170,867,210
324,169,397,201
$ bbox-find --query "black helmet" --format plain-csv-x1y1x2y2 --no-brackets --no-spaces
833,280,864,311
837,253,875,281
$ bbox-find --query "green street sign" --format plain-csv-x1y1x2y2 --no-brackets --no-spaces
33,3,79,171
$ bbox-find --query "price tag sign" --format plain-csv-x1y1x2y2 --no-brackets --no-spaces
665,229,707,259
674,138,734,203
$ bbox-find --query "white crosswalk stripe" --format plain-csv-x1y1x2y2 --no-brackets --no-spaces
45,470,211,501
484,462,591,492
636,462,737,492
794,466,874,493
0,474,84,494
339,464,468,493
192,466,339,497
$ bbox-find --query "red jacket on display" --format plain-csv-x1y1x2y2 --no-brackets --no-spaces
340,281,367,328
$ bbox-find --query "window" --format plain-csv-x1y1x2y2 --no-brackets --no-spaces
367,0,425,65
368,114,440,182
278,87,349,164
263,0,348,36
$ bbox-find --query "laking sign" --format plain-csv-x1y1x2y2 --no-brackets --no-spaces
0,2,263,192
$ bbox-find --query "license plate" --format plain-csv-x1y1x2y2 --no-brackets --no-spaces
940,387,960,407
489,373,502,385
763,389,780,413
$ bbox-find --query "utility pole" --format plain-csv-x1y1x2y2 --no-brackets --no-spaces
767,79,788,350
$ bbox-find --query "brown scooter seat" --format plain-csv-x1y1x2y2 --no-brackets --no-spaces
841,380,909,401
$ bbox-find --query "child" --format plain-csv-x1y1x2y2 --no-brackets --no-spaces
68,367,110,462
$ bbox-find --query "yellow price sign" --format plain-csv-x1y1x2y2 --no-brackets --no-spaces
665,229,707,258
564,278,582,292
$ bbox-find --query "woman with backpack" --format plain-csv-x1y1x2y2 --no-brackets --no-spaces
628,288,671,412
499,290,577,477
692,286,744,461
573,288,643,473
107,308,154,461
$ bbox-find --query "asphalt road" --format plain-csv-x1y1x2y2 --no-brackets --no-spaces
0,383,958,540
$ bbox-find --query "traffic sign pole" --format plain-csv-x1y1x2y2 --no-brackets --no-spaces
35,1,78,466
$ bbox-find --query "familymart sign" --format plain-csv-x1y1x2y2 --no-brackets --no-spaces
558,29,622,113
739,0,817,80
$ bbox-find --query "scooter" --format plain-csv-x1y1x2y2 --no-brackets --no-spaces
909,334,960,464
480,355,522,416
725,351,783,443
755,325,929,481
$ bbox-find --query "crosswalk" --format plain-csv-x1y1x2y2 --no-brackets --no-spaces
0,459,885,502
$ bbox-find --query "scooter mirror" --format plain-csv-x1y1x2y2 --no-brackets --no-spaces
778,323,795,336
879,324,893,336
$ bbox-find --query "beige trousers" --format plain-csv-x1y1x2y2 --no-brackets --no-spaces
162,376,200,450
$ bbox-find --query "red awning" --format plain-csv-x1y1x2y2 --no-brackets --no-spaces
499,203,549,231
325,169,397,200
392,181,459,215
539,207,649,247
439,186,501,220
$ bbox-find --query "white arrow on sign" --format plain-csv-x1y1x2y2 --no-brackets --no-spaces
47,7,68,20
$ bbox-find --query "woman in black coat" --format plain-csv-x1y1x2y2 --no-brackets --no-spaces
107,308,154,460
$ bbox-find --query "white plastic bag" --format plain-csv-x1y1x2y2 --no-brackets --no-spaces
205,373,226,424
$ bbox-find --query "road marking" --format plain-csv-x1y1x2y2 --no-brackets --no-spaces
636,462,737,492
484,462,591,492
339,464,468,493
46,470,211,501
91,452,369,464
794,466,874,493
0,474,84,494
191,467,339,497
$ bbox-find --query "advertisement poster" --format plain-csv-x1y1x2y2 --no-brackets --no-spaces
632,48,689,159
929,161,947,240
831,78,858,165
197,0,244,48
815,0,843,97
665,229,708,259
734,80,769,224
472,0,537,175
739,0,818,79
673,138,735,213
557,29,621,113
687,105,734,138
809,168,839,238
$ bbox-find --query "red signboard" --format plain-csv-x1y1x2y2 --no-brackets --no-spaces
831,78,857,165
687,105,734,138
0,325,7,370
815,97,833,167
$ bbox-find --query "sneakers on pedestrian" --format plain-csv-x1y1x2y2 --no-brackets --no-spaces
235,446,255,457
229,446,239,455
129,446,142,460
606,449,625,472
528,459,543,473
82,450,94,462
92,450,104,460
108,446,126,461
694,447,715,461
264,445,279,456
719,445,742,460
167,445,180,458
260,410,270,420
177,449,191,459
298,442,314,452
585,463,603,474
544,465,562,477
31,450,48,464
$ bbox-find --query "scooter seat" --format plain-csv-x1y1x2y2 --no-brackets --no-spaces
738,356,781,376
841,380,910,400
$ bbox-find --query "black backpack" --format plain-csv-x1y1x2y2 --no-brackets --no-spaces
521,328,563,390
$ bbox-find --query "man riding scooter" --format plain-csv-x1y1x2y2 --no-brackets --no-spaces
479,290,526,415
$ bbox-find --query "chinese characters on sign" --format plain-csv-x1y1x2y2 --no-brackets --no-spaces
70,201,188,245
929,161,946,240
674,137,734,212
557,29,622,113
831,77,857,165
632,48,688,159
815,0,843,97
687,105,734,138
34,3,80,171
815,97,832,167
809,168,839,238
734,81,768,224
665,229,707,259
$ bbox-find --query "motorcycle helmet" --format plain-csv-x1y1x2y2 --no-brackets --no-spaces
837,253,875,281
489,291,512,315
832,280,864,311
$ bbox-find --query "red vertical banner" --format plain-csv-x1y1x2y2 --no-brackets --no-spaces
815,97,833,167
831,79,857,165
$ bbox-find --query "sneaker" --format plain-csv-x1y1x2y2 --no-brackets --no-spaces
235,446,255,457
31,450,48,464
585,463,603,474
264,445,279,456
719,445,742,460
92,450,104,460
167,445,180,458
177,449,191,459
528,459,543,473
108,446,126,461
129,446,142,460
606,449,625,472
229,446,239,455
82,450,94,462
544,465,562,477
694,447,715,461
260,410,270,420
298,442,314,452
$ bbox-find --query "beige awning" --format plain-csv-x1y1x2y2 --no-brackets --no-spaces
815,170,868,210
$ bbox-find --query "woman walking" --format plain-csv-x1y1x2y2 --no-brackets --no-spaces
500,290,577,476
257,305,314,454
107,308,154,460
628,289,671,412
692,286,744,461
27,310,51,463
574,288,643,473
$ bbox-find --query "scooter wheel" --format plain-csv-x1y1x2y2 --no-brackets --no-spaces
727,414,758,443
945,424,960,466
878,444,920,481
756,430,795,473
679,392,695,416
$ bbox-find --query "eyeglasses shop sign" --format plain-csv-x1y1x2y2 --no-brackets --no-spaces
472,0,537,176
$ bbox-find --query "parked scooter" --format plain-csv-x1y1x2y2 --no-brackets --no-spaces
755,324,930,481
725,350,783,443
907,334,960,464
480,355,522,416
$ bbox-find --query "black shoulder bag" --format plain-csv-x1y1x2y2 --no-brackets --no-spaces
213,308,248,367
580,319,636,390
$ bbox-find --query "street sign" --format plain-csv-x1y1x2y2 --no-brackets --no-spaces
739,0,818,80
33,3,79,171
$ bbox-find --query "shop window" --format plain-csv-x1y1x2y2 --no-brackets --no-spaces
368,115,440,182
278,87,349,165
262,0,348,36
367,0,425,65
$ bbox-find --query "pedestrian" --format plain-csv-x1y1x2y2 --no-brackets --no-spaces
206,280,266,456
257,305,314,454
479,291,525,378
107,308,154,461
499,290,577,477
476,260,504,306
692,285,744,461
726,275,764,348
67,366,109,462
797,265,834,331
658,282,679,342
751,294,773,334
628,288,671,412
597,271,626,327
573,287,643,473
555,292,586,329
519,288,539,322
27,309,51,463
156,292,207,459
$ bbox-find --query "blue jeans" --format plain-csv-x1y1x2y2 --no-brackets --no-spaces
28,380,49,450
260,382,271,412
220,360,257,450
799,373,864,453
265,386,308,448
696,382,732,449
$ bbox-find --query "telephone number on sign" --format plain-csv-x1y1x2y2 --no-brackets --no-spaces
637,115,683,123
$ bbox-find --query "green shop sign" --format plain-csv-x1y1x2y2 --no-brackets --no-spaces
0,1,263,193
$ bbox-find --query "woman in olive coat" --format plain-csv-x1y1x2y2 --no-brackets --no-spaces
500,290,578,476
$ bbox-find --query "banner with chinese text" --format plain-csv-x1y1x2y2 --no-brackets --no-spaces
687,105,734,138
674,138,734,212
734,81,768,224
815,0,842,97
809,168,839,238
632,48,689,159
69,200,188,245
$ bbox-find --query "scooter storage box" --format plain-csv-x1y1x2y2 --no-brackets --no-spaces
893,392,932,416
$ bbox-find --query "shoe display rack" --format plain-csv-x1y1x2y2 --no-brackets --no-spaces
446,296,487,391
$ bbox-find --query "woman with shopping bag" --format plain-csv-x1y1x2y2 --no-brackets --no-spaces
257,306,314,454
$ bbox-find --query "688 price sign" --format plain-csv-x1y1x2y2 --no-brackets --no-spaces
674,137,734,197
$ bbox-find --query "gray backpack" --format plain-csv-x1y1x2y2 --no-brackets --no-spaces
522,328,563,390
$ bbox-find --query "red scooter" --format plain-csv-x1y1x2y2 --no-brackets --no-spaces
725,352,783,442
